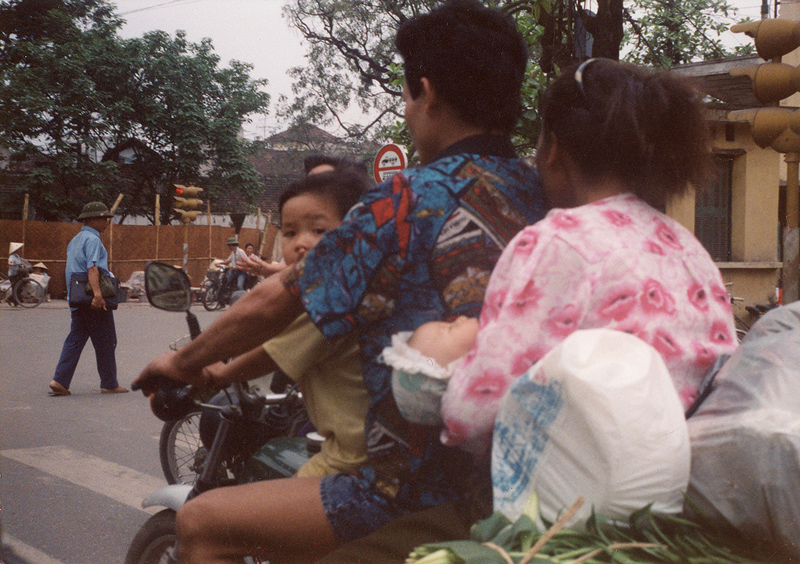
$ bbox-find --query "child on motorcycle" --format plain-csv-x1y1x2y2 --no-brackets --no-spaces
201,166,373,478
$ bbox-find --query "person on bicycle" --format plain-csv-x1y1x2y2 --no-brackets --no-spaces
222,237,247,292
6,242,30,306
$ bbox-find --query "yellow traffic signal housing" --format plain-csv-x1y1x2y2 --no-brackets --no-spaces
174,184,204,199
731,19,800,60
730,63,800,104
730,18,800,153
729,108,800,153
173,184,204,224
174,209,203,223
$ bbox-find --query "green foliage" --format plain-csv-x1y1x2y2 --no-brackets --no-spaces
0,0,269,222
279,0,436,141
622,0,754,67
407,502,774,564
282,0,751,153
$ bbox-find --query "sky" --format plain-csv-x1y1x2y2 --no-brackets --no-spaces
111,0,768,140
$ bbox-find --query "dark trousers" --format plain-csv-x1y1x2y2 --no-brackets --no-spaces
53,307,118,390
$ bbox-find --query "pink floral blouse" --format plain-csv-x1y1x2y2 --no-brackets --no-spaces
440,194,737,455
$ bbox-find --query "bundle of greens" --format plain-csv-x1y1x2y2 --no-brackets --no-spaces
406,496,771,564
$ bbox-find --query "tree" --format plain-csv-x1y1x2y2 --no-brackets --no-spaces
0,0,269,223
279,0,431,139
0,0,129,218
623,0,753,67
281,0,751,151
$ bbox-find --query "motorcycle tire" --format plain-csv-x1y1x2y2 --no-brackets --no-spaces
12,278,44,308
159,410,204,485
124,509,178,564
201,283,220,311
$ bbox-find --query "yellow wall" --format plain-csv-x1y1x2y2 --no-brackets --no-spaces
668,121,782,315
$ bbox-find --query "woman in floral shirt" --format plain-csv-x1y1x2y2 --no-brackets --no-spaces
440,59,737,457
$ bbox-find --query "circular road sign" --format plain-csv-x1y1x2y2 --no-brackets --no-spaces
374,143,408,183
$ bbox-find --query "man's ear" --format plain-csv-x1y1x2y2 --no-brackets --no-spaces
419,77,438,114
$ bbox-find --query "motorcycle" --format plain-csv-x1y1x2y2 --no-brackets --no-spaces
125,262,316,564
157,336,296,486
201,262,259,312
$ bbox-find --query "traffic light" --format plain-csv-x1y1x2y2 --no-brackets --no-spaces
173,185,204,224
728,19,800,153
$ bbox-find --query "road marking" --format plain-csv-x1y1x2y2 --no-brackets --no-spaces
1,445,165,514
2,534,65,564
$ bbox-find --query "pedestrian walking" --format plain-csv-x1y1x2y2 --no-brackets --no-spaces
49,202,128,396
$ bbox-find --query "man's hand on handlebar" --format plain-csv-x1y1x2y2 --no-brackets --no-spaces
133,350,203,396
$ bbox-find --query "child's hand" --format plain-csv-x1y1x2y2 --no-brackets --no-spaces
237,254,286,277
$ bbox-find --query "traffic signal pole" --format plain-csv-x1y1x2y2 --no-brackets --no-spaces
173,184,204,276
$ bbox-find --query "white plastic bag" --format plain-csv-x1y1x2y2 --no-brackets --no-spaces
492,329,690,526
686,301,800,557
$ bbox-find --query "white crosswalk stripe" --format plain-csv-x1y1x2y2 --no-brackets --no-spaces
1,445,166,515
3,534,66,564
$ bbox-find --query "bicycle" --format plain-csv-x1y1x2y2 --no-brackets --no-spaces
0,268,45,308
725,282,778,342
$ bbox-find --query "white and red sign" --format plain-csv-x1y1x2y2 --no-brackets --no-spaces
373,143,408,183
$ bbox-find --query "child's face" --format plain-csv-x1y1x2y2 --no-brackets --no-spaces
408,316,479,368
281,193,342,266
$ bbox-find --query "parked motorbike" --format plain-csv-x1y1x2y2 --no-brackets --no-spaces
125,262,315,564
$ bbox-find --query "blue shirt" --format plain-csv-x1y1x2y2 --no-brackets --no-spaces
286,135,548,511
65,225,109,303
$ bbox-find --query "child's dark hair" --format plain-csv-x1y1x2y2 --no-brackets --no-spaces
279,167,372,221
395,0,528,133
539,59,713,208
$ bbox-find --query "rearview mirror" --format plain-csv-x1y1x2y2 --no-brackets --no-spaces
145,262,192,312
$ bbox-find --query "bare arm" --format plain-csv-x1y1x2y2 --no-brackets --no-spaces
237,254,286,277
87,265,106,310
134,273,303,394
202,346,279,388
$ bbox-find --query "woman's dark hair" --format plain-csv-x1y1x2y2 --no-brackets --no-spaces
395,0,528,133
539,59,713,208
279,167,372,221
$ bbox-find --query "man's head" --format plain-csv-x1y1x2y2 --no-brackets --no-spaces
226,237,239,250
396,0,527,140
77,201,113,232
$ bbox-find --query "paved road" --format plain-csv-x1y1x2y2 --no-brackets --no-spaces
0,299,223,564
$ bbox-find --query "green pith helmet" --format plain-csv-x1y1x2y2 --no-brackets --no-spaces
226,237,239,246
77,201,113,221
